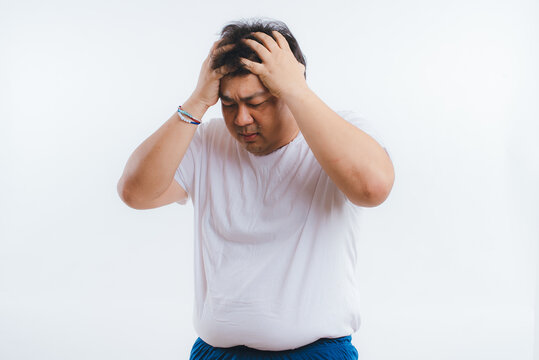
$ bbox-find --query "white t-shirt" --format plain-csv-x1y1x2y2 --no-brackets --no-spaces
174,110,387,351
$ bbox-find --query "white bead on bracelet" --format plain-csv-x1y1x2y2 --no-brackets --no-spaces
177,105,201,125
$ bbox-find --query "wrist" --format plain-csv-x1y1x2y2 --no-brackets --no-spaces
281,83,311,103
182,95,210,120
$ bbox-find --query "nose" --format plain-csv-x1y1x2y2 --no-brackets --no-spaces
234,104,254,127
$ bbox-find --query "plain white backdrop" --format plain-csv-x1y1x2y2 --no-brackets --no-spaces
1,0,538,359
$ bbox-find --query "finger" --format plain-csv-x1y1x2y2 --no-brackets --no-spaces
242,38,271,62
209,42,236,68
240,58,264,75
208,40,233,57
214,43,235,56
215,63,237,77
208,40,221,55
272,30,291,50
249,31,280,52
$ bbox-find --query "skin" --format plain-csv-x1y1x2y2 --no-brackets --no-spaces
118,33,394,209
219,74,300,156
117,40,240,208
238,30,395,206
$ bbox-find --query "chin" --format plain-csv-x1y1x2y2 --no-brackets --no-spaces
244,144,267,156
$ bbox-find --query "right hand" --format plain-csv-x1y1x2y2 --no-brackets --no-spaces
190,40,236,108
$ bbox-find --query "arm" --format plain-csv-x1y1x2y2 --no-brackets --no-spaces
281,87,394,207
117,41,236,209
117,99,205,209
240,31,394,207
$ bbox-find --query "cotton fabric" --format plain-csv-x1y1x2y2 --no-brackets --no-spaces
175,110,387,351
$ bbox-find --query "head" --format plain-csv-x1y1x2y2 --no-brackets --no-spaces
212,18,307,156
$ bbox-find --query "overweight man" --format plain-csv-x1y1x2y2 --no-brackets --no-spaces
118,18,394,360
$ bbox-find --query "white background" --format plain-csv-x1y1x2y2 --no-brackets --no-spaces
1,0,538,359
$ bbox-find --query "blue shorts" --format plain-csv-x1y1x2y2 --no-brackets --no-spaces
189,335,358,360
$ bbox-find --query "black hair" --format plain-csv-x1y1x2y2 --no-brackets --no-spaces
211,18,307,78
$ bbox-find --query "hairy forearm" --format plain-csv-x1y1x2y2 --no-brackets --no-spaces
117,97,207,203
282,86,394,206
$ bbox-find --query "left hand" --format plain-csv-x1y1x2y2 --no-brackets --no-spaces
240,30,308,98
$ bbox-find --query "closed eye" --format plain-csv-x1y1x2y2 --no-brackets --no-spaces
221,100,267,108
248,100,266,108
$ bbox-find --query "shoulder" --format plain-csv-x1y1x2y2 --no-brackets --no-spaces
336,109,388,152
194,117,239,159
336,109,369,127
198,117,225,136
192,117,229,146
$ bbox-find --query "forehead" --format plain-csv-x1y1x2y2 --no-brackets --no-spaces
219,74,269,100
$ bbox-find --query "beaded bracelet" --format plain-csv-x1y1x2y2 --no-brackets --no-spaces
177,105,201,125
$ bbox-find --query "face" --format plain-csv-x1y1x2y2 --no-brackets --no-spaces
219,73,299,156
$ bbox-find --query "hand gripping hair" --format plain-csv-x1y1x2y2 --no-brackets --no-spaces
211,17,307,79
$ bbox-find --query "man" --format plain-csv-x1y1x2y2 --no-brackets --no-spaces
118,18,394,360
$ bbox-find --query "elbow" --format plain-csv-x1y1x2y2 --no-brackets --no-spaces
348,184,390,207
368,165,395,207
364,180,393,207
349,165,395,207
117,176,139,209
117,177,131,206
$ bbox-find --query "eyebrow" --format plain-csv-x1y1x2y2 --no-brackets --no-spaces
219,90,269,102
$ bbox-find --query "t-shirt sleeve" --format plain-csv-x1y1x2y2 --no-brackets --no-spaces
335,110,392,207
173,119,211,205
336,110,391,159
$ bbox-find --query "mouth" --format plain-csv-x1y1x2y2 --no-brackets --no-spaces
239,132,259,141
